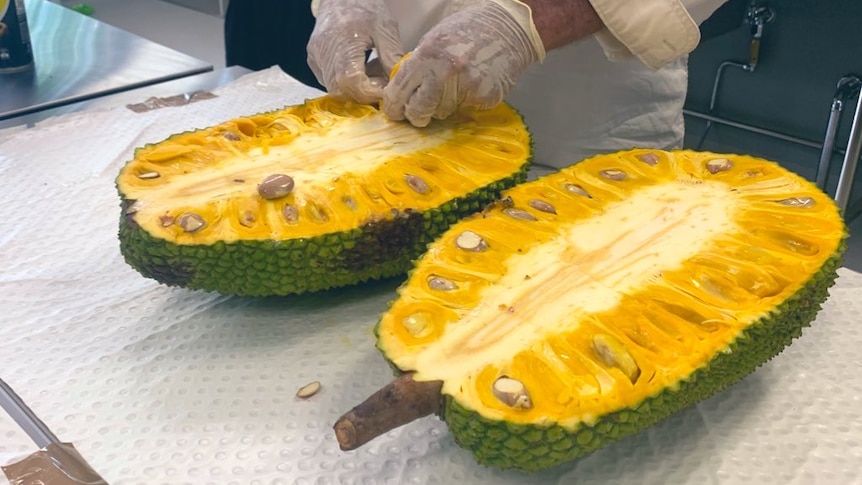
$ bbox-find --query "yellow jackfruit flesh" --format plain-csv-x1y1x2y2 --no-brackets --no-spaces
373,149,846,471
115,97,531,296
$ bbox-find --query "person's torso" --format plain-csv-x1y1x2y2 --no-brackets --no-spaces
386,0,689,169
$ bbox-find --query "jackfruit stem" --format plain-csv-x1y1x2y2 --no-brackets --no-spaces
334,373,444,451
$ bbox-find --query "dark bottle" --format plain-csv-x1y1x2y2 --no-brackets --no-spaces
0,0,34,73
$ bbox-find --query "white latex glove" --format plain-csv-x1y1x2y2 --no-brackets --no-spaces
382,1,545,128
307,0,404,104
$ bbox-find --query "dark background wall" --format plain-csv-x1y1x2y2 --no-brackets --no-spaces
684,0,862,215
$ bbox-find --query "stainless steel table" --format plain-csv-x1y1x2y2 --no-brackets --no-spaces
0,66,861,485
0,0,213,122
0,64,251,130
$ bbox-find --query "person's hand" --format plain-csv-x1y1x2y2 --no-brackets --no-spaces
382,1,545,128
307,0,404,104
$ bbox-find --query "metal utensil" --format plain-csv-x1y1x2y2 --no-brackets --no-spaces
0,377,108,485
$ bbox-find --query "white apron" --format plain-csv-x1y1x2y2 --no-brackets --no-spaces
385,0,713,169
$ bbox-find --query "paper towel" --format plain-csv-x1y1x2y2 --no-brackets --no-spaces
0,67,860,485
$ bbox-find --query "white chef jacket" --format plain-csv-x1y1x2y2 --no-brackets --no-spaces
385,0,729,169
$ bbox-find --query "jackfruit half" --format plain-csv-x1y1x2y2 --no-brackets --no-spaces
336,149,846,471
115,97,531,296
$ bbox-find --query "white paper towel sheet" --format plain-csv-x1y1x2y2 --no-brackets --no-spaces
0,67,860,485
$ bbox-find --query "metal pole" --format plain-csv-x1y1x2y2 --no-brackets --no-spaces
695,61,749,150
684,109,825,150
815,101,844,190
834,94,862,212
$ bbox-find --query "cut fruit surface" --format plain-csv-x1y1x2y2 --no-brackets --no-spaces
116,96,531,296
367,149,846,470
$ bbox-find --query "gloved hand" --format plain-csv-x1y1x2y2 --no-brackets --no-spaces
382,0,545,128
307,0,404,104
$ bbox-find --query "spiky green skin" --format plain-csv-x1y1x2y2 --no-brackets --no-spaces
440,244,845,472
117,166,529,297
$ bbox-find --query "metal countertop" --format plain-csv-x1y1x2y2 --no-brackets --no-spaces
0,0,213,122
0,64,251,131
0,67,861,484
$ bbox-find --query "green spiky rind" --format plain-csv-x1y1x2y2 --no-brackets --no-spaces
117,164,529,297
441,242,845,472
